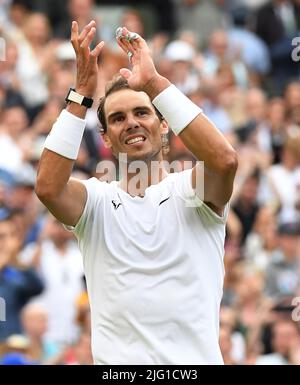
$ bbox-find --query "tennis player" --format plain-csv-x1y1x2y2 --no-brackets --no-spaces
35,20,238,364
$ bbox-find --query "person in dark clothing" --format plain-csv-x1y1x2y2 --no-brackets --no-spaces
232,170,260,244
255,0,300,92
0,215,44,341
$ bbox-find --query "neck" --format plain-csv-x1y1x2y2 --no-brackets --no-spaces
119,151,168,196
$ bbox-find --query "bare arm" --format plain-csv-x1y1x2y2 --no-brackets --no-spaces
35,142,87,226
116,28,237,213
35,21,104,226
180,114,238,213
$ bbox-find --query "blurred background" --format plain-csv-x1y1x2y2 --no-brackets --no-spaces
1,0,300,365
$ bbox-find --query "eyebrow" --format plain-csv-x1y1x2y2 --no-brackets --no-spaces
107,106,153,122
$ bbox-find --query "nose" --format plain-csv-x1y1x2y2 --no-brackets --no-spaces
126,113,140,131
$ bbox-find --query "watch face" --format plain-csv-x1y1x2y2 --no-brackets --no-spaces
70,90,85,104
65,88,75,103
65,88,93,107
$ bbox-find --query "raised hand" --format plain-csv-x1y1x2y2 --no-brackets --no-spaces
115,27,168,97
71,20,105,98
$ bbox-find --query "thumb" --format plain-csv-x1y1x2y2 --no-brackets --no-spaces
120,68,132,80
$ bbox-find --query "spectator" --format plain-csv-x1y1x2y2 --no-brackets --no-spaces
266,97,286,164
16,12,58,119
263,133,300,223
164,40,200,95
0,215,44,341
63,332,93,365
0,106,29,174
175,0,228,49
121,9,145,38
255,0,300,92
232,171,261,244
284,81,300,125
228,6,271,77
256,319,300,364
200,82,234,136
31,216,84,346
244,206,278,271
0,334,38,365
220,306,246,364
219,325,237,365
20,302,62,364
54,0,100,41
264,221,300,299
202,29,249,89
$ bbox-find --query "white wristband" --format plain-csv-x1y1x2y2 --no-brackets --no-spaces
43,109,86,160
152,84,202,135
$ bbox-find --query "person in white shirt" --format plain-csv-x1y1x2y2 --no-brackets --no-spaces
34,216,84,346
263,134,300,224
35,20,238,364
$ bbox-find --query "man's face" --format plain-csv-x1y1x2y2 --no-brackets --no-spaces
102,89,166,163
0,220,17,265
273,322,300,356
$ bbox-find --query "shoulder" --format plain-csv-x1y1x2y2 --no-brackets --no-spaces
165,170,229,225
81,177,115,201
81,176,111,190
64,178,114,234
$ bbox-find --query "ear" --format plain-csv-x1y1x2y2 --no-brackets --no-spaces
101,133,112,149
160,119,169,135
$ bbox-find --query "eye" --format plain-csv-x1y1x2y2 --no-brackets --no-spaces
113,115,124,123
136,110,148,117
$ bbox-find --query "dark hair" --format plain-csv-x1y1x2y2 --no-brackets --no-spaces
97,75,163,133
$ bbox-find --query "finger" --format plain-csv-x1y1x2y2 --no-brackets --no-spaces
122,27,140,43
122,27,147,50
116,38,135,66
116,39,134,66
116,26,139,43
80,27,96,51
127,51,134,63
116,27,137,55
116,34,133,56
78,20,96,44
90,41,105,60
119,68,132,80
71,21,79,52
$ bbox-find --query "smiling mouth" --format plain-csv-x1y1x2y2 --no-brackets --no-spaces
125,136,146,145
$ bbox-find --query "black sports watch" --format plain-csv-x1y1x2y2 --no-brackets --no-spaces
65,88,93,108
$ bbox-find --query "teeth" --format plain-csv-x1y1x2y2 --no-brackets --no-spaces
126,137,145,144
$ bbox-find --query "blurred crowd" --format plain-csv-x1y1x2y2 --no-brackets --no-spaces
1,0,300,365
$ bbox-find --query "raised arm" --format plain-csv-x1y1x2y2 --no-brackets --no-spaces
35,21,104,226
116,28,238,214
